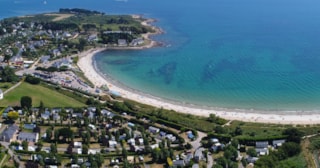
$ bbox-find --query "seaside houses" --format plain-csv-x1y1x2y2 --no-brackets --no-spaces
0,124,19,142
17,132,39,143
255,141,269,156
118,39,127,47
148,126,160,134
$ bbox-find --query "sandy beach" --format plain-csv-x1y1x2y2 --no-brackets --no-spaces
77,17,320,125
77,47,320,125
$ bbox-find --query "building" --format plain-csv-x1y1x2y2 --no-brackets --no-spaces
0,124,19,142
255,141,268,148
272,139,286,148
0,89,3,99
24,124,36,130
17,132,39,143
118,39,127,47
148,126,160,134
74,142,82,148
255,141,269,156
173,160,185,167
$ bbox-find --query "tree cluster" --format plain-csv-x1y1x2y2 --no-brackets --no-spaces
0,66,18,82
254,142,301,168
25,75,41,85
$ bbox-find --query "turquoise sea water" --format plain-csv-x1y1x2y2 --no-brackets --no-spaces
2,0,320,111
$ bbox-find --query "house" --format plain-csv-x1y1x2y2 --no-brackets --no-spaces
118,39,127,46
1,124,19,142
166,134,176,142
186,131,195,139
127,156,134,163
246,156,259,163
148,126,160,134
173,160,185,167
0,89,3,99
130,38,144,46
256,141,269,156
184,152,194,164
52,49,61,57
256,148,269,156
88,124,96,130
194,148,203,162
74,142,82,148
150,144,159,149
128,122,135,127
127,138,135,146
2,106,15,118
255,141,268,148
138,138,144,145
108,140,117,148
72,148,82,154
17,132,39,143
28,146,36,152
40,55,51,64
272,139,286,148
211,138,219,143
71,164,80,168
101,109,116,118
24,124,36,130
41,111,50,120
192,164,200,168
88,34,98,42
211,143,225,152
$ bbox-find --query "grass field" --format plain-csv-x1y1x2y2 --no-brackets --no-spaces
0,82,14,92
0,82,86,107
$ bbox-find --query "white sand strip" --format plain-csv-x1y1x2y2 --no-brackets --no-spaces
77,48,320,125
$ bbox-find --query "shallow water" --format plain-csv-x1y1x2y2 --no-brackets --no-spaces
3,0,320,111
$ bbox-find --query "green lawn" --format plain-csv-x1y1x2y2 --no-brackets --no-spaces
0,82,86,107
0,82,14,92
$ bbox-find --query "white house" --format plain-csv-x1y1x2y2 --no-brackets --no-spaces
0,89,3,99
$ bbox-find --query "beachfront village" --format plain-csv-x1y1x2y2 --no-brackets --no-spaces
0,8,320,168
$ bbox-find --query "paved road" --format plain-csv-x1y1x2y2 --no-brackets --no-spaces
190,131,206,150
207,152,213,168
0,142,24,168
0,154,8,167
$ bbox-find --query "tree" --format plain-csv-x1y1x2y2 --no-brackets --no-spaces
46,128,53,142
20,96,32,110
50,143,57,154
25,75,40,84
25,160,39,168
279,142,301,157
247,147,257,157
234,126,243,136
82,144,88,154
95,153,104,167
22,140,28,150
283,128,303,143
36,141,43,152
7,111,19,121
0,66,18,82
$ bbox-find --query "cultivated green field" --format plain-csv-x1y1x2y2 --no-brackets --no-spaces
0,82,86,107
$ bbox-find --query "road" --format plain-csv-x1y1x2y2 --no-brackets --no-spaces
0,142,24,168
190,131,206,151
3,81,22,95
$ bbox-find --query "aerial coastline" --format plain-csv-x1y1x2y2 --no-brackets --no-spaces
77,28,320,125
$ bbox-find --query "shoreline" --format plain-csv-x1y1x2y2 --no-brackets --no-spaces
78,48,320,125
77,17,320,125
